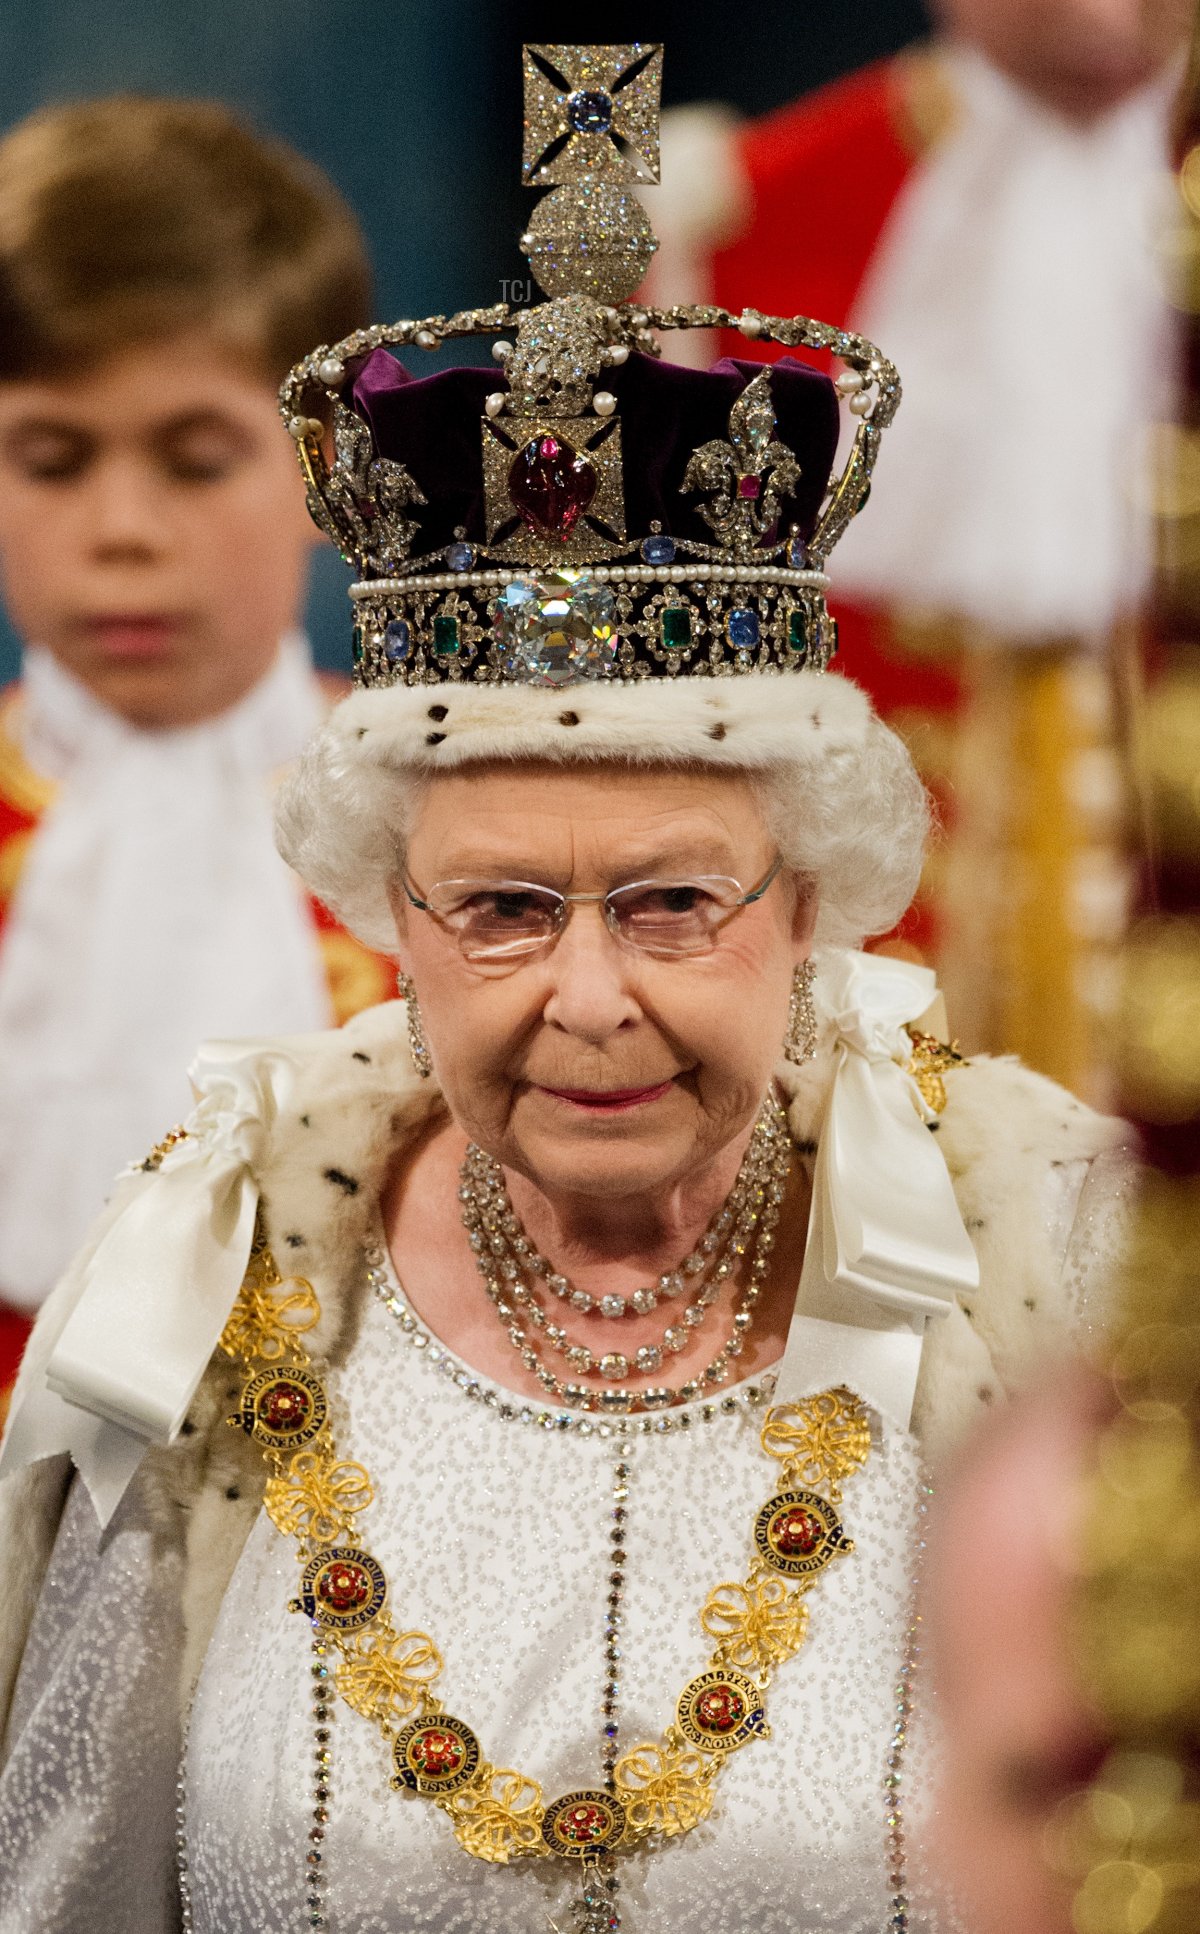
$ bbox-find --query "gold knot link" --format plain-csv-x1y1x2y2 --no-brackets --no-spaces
447,1767,548,1863
613,1740,718,1838
219,1249,319,1365
760,1389,871,1496
335,1618,443,1725
264,1442,373,1545
700,1575,809,1673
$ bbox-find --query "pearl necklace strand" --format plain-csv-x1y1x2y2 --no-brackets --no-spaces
458,1093,792,1414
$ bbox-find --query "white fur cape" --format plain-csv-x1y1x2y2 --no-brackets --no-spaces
0,996,1129,1753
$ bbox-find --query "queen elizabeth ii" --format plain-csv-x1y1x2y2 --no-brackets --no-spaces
0,43,1131,1934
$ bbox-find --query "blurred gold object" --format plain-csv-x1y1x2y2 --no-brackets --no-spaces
1067,22,1200,1924
1118,918,1200,1121
1065,1183,1200,1933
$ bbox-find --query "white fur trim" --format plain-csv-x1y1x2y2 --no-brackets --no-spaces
329,669,873,775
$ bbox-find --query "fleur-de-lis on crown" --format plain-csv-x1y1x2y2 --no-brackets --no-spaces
312,400,427,575
682,370,802,559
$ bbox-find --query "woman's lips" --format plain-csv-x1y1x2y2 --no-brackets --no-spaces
538,1080,674,1114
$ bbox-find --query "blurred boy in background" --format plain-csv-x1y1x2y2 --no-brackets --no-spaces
0,98,393,1403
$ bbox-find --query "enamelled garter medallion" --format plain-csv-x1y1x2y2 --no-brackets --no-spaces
542,1790,628,1857
293,1547,388,1631
675,1669,768,1753
232,1364,328,1451
754,1487,853,1579
392,1714,482,1795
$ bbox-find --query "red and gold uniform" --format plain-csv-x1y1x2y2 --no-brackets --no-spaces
660,48,1152,1096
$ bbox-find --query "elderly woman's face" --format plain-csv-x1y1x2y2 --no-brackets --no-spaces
393,763,815,1202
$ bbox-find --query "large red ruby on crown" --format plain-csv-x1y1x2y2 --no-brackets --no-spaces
508,434,597,539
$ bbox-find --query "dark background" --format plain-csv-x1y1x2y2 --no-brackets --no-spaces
0,0,929,685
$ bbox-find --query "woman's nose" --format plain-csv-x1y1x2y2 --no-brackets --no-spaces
540,902,643,1042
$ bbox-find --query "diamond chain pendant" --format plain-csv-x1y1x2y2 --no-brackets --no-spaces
571,1855,619,1934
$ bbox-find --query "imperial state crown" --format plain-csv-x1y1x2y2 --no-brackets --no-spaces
279,42,900,692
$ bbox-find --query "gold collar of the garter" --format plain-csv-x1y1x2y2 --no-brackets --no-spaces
221,1223,871,1894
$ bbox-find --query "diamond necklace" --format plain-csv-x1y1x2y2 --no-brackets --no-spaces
457,1092,792,1414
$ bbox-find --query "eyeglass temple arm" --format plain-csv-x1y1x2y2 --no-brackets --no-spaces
740,855,785,906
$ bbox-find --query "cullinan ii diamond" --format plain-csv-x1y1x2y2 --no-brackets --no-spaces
494,571,619,686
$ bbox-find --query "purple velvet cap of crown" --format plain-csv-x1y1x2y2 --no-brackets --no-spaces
346,346,839,554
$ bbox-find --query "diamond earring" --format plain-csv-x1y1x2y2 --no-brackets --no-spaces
783,960,818,1065
397,971,433,1079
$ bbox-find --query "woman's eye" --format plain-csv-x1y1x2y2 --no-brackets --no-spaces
460,891,554,926
659,886,702,914
622,885,708,922
490,892,540,921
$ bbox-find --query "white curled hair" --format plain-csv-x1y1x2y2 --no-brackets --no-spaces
276,679,929,954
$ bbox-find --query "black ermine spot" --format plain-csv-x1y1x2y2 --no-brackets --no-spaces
324,1167,360,1196
428,704,448,722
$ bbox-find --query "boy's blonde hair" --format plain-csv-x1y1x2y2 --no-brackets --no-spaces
0,95,372,380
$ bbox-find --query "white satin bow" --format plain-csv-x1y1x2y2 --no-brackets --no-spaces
0,1036,306,1524
774,950,980,1430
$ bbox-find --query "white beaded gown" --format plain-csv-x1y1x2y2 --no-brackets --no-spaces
0,1152,1128,1934
184,1256,927,1934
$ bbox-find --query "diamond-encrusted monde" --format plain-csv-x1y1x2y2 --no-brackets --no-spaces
280,41,901,691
